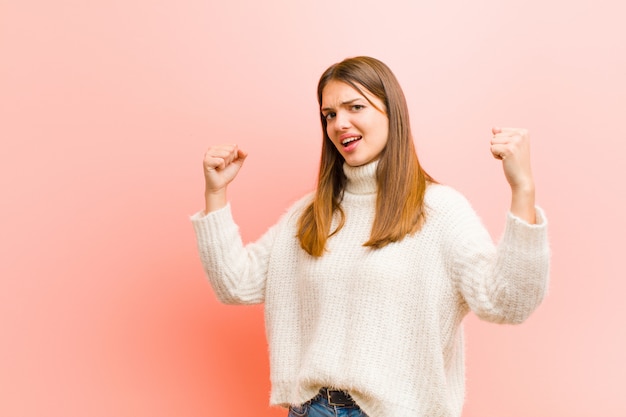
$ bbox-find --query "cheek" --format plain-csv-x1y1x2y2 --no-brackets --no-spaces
376,124,389,145
381,121,390,144
326,125,339,142
325,134,340,151
324,122,332,137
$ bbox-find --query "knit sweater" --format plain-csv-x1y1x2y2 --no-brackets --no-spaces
191,161,550,417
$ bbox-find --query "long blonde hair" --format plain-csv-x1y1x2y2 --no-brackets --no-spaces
297,56,434,257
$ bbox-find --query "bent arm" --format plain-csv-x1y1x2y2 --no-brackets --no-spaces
450,202,550,324
191,204,276,305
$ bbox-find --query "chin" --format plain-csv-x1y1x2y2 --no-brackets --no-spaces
344,156,376,167
345,160,365,167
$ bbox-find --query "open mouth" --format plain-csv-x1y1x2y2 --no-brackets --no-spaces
341,136,362,147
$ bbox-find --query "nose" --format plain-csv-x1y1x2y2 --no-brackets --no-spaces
334,110,351,130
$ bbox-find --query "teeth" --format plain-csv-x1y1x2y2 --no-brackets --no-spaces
342,136,361,145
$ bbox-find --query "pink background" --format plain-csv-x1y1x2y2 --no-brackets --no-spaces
1,1,624,416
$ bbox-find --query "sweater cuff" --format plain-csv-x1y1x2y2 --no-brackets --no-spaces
503,206,548,248
190,203,238,242
189,203,231,220
507,206,547,226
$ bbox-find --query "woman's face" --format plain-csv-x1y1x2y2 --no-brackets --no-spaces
321,80,389,167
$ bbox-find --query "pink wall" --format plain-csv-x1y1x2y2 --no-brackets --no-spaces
2,1,624,416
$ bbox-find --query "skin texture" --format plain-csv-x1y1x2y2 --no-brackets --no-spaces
490,127,536,224
202,144,247,214
320,80,389,167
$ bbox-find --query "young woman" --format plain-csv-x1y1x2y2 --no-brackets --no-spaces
191,56,549,417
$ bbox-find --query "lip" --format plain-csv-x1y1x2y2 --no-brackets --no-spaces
341,136,361,153
339,132,361,142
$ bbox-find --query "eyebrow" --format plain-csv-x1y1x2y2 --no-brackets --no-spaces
321,98,364,113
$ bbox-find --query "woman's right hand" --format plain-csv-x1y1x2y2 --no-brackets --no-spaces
203,144,248,213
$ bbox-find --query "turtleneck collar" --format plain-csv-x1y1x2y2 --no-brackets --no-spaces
343,160,378,195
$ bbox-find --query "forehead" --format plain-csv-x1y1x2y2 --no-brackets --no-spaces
321,80,377,107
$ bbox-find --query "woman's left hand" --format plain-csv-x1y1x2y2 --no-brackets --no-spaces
490,127,534,192
490,127,536,223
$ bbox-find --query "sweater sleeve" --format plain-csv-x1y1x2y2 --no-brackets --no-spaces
444,191,550,324
190,204,278,305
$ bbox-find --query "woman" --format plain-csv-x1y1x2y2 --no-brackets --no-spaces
191,56,549,417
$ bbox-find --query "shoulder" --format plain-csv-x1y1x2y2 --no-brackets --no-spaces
422,183,488,238
424,183,475,215
289,192,315,213
278,192,315,225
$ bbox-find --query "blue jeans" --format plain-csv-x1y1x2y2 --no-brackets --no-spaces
288,392,368,417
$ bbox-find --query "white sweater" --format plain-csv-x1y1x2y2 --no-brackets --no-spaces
191,161,550,417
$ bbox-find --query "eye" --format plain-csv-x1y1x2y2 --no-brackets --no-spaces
323,112,336,120
351,104,365,111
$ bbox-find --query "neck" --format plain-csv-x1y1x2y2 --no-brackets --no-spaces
343,161,378,195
